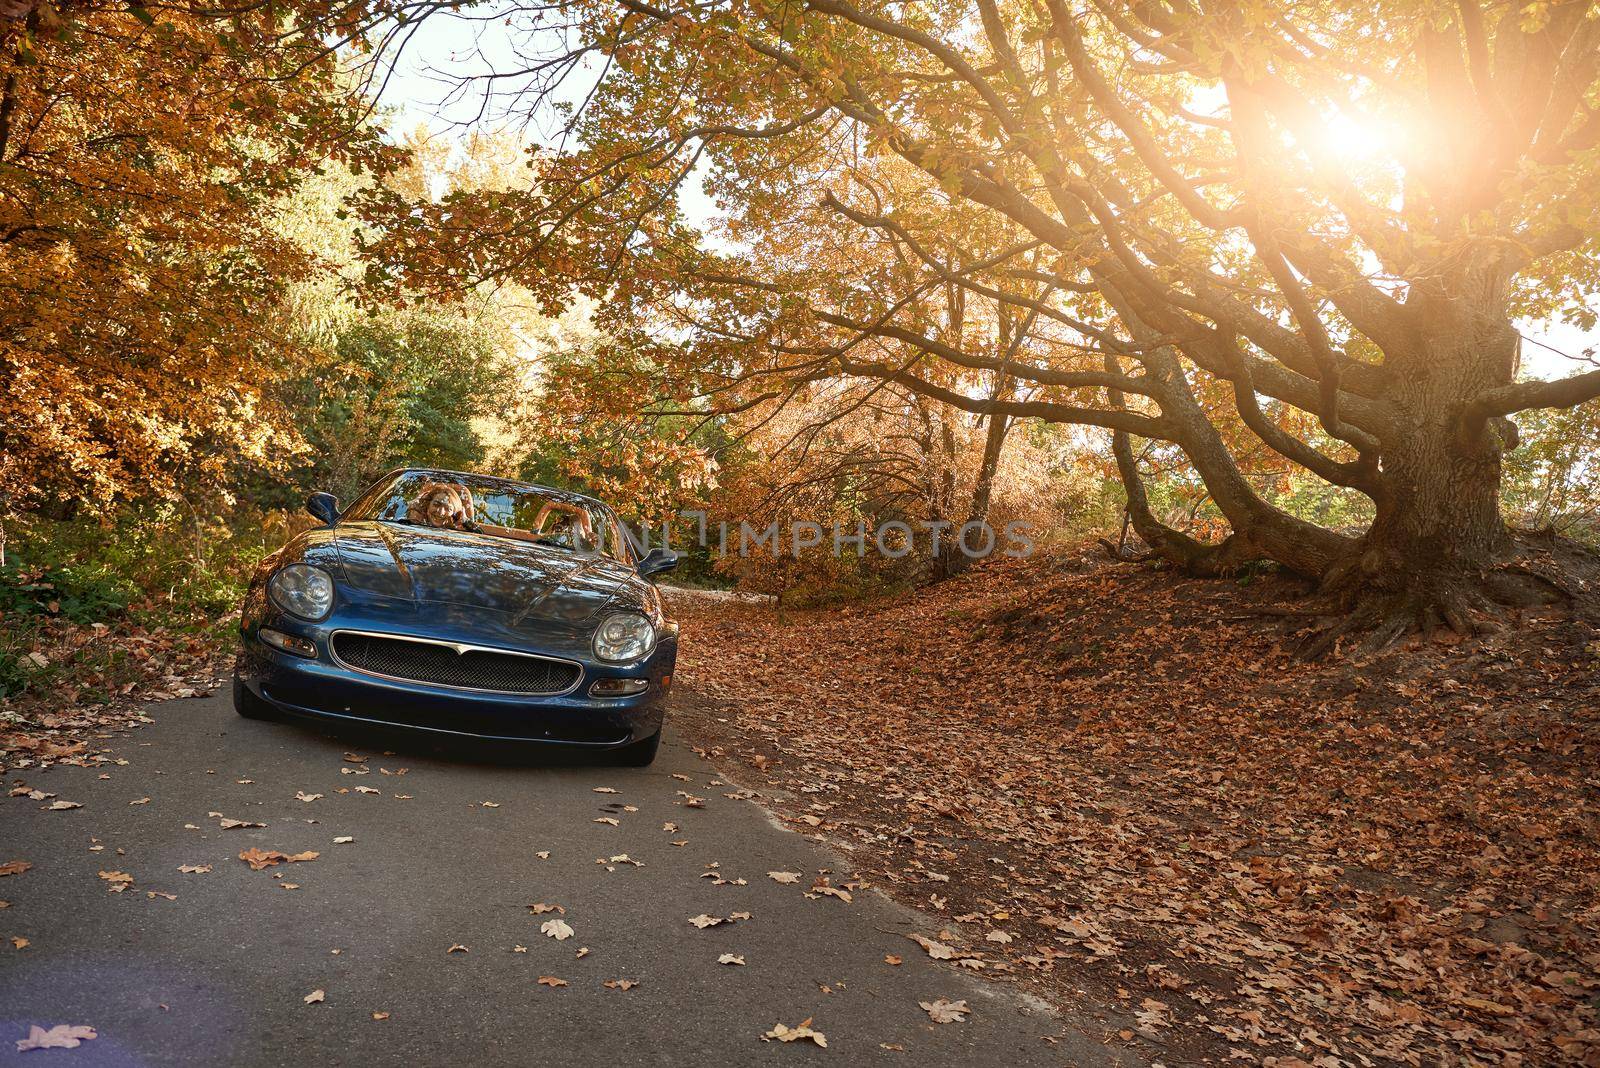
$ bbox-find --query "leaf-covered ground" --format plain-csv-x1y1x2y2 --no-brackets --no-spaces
668,551,1600,1066
1,613,231,772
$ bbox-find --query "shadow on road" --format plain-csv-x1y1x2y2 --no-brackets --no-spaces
258,709,648,769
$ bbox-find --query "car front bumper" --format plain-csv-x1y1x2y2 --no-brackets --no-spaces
236,612,673,748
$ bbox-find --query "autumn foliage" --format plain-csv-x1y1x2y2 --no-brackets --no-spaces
366,0,1600,647
0,1,399,512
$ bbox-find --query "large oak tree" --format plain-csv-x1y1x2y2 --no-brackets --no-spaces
376,0,1600,644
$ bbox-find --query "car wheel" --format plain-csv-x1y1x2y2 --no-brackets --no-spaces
615,729,661,767
232,672,281,721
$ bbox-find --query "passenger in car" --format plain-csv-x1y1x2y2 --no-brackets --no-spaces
531,501,596,551
410,481,477,531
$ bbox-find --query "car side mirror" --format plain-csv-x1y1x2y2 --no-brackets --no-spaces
306,492,341,527
636,547,680,578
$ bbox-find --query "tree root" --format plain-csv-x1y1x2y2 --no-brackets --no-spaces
1296,570,1536,660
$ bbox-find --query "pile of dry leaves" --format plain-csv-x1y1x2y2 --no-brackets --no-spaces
0,614,229,774
667,549,1600,1066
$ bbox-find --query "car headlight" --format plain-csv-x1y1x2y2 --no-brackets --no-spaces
267,564,335,621
592,612,655,663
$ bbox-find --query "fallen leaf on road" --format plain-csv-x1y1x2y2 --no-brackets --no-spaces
575,946,590,959
354,786,380,795
333,836,354,844
528,903,565,915
480,801,499,808
278,883,300,891
884,955,902,966
808,879,851,902
537,976,568,987
129,797,150,806
342,753,367,763
15,1025,96,1052
295,792,322,803
593,787,617,794
730,911,752,921
985,931,1013,944
920,998,969,1024
662,822,678,832
535,851,550,859
239,848,286,871
603,978,638,990
12,936,29,949
98,871,133,891
512,945,527,954
447,944,469,954
689,914,723,929
908,934,956,960
0,861,32,877
541,919,575,941
718,954,746,966
303,990,325,1005
593,817,619,826
762,1019,826,1047
286,851,319,863
44,800,81,811
372,1012,389,1021
209,812,265,829
768,871,801,884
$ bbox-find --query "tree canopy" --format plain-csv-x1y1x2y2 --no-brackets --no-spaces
370,0,1600,643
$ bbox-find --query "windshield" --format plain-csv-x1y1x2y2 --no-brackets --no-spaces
343,471,633,565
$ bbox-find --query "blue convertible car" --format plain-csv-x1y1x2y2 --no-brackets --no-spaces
233,469,679,765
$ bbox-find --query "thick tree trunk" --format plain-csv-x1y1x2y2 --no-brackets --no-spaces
1341,295,1516,598
1302,291,1567,651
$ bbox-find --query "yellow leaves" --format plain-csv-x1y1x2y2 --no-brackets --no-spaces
15,1025,96,1052
919,999,969,1024
762,1019,826,1047
0,3,392,513
906,933,956,960
238,849,319,870
98,871,134,892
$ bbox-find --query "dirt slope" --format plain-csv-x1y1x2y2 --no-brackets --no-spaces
668,549,1600,1066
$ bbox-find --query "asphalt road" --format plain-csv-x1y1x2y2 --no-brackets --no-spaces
0,692,1129,1066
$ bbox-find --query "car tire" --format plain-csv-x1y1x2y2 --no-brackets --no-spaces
615,729,661,767
232,672,281,721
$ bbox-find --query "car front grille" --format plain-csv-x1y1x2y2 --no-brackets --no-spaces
330,632,582,695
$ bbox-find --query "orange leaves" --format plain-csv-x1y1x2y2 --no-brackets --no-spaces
238,849,319,871
0,2,399,513
667,549,1600,1065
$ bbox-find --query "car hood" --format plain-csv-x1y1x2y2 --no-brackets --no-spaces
319,521,646,626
